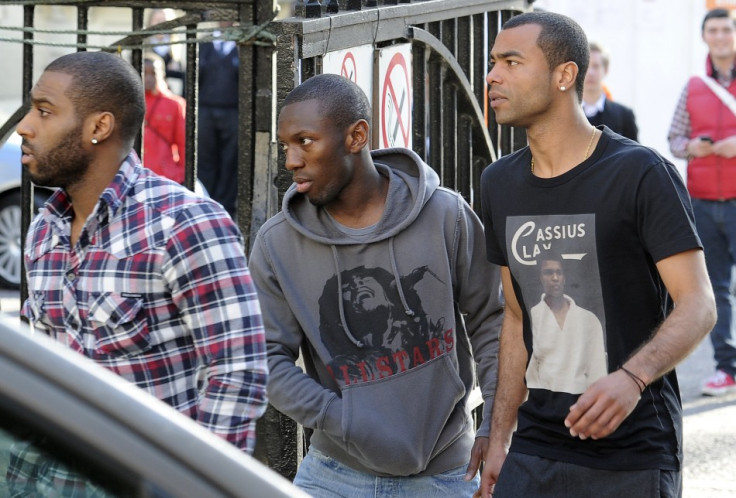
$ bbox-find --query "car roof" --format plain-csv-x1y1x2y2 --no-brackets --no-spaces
0,314,309,498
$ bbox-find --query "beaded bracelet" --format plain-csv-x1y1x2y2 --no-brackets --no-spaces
620,366,646,394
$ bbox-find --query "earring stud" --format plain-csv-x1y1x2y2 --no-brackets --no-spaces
91,138,98,144
560,86,566,91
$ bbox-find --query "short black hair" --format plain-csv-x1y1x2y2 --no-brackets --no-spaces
503,11,589,102
539,251,565,269
283,73,371,131
702,8,735,33
45,51,145,147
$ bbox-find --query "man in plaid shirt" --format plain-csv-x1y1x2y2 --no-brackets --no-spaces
12,51,268,492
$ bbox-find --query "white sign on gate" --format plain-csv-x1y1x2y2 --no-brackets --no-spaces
322,45,374,105
376,44,412,149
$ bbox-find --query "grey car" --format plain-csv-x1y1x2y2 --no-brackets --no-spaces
0,313,310,497
0,134,51,289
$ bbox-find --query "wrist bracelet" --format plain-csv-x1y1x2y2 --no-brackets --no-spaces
620,366,646,394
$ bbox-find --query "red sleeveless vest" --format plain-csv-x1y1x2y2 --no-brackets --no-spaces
686,69,736,200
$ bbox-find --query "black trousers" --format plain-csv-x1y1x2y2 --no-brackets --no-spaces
494,452,681,498
197,105,239,219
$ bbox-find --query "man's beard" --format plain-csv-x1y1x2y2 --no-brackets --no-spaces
29,125,91,190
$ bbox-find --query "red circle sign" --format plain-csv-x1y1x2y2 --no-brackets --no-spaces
381,52,411,148
341,52,357,83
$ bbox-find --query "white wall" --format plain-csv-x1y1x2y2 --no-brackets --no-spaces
534,0,712,179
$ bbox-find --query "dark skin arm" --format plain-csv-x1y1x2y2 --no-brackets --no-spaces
474,267,528,498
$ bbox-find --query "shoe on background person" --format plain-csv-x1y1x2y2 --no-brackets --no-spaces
702,369,736,396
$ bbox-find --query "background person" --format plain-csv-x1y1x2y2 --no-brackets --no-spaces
582,41,638,141
477,11,715,498
249,73,503,497
145,8,185,96
143,52,186,184
668,8,736,397
197,21,240,219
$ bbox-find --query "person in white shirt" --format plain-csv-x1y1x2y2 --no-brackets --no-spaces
526,254,608,394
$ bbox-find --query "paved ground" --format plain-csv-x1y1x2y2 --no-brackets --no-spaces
1,288,734,495
677,338,736,497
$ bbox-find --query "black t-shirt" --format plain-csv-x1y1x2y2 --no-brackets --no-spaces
480,127,701,471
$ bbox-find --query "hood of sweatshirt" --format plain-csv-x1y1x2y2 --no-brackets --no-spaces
279,147,440,349
281,147,439,245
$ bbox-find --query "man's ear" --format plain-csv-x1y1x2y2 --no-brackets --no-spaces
86,111,115,145
346,119,370,153
555,61,579,93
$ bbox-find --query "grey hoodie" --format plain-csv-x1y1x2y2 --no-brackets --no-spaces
250,148,502,477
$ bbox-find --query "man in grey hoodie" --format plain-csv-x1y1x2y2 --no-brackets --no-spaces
249,73,503,496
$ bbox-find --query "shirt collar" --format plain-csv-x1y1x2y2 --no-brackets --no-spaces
48,150,142,218
582,93,606,118
99,150,142,218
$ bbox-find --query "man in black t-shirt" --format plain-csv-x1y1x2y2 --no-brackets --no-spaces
473,11,716,498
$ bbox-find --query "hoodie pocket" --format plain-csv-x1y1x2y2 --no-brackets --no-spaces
340,354,466,475
88,292,151,357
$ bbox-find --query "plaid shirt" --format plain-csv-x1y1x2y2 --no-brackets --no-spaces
21,152,268,453
668,70,734,158
6,441,110,497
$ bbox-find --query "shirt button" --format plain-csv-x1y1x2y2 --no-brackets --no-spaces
66,271,76,281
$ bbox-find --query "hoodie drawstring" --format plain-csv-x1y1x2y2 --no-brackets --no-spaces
331,239,417,349
389,238,415,317
332,245,365,348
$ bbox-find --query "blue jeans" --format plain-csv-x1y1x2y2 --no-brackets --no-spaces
692,199,736,377
293,448,480,497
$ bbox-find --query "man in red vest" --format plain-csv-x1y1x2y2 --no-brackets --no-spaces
668,8,736,397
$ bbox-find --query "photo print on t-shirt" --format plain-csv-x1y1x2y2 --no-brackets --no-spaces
506,213,609,394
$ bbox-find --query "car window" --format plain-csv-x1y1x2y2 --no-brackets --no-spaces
0,409,136,497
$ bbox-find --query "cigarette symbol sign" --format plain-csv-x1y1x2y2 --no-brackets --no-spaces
380,51,411,148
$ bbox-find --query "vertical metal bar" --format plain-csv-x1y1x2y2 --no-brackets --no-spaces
486,10,504,158
305,0,322,18
471,12,487,211
472,12,486,128
131,8,144,156
456,15,472,199
248,0,278,248
427,21,441,177
184,23,198,193
441,83,456,189
77,6,88,52
411,41,426,162
326,0,339,13
346,0,363,10
441,19,455,189
237,2,255,248
19,4,34,315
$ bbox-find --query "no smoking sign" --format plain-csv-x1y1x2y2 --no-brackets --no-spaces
377,45,412,149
